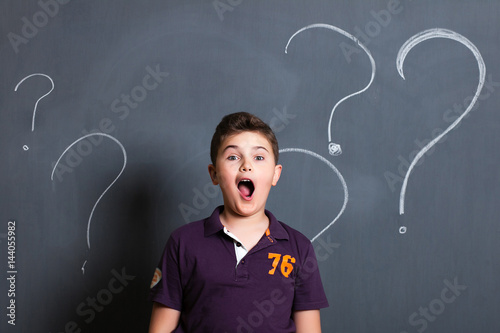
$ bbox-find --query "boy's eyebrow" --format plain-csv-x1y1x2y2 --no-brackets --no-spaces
222,145,239,153
254,146,269,152
221,145,270,153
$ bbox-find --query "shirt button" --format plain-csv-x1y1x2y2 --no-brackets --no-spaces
241,260,245,264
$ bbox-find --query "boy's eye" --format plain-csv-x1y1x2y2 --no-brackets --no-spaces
255,156,264,161
227,155,239,161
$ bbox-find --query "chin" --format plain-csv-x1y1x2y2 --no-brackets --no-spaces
239,202,267,215
226,201,258,216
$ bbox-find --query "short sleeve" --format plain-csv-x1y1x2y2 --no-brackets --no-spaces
292,242,329,311
149,235,183,311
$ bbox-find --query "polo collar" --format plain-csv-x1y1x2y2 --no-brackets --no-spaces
204,206,289,240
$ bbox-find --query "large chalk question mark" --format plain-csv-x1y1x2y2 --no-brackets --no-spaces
279,148,348,242
285,23,376,156
396,28,486,234
14,73,55,151
51,133,127,273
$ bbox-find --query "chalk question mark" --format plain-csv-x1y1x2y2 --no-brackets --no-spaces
51,133,127,274
279,148,348,242
14,73,54,151
285,23,376,156
396,28,485,234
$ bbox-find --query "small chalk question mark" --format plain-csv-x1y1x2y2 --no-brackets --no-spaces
285,23,376,156
396,28,485,234
14,73,54,151
51,133,127,274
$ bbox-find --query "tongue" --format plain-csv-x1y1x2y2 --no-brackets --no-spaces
238,183,252,197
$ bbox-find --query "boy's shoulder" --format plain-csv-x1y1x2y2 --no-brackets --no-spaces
169,217,206,240
169,206,223,240
274,218,312,246
265,209,314,251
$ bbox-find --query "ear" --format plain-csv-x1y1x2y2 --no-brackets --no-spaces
272,164,282,186
208,164,219,185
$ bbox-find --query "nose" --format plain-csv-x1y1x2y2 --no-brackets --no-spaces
239,158,252,172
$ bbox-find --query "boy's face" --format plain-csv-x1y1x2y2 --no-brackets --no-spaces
208,131,282,219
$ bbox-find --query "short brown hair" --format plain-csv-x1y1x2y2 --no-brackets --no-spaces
210,112,279,165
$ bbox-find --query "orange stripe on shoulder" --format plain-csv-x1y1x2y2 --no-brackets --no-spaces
150,268,162,289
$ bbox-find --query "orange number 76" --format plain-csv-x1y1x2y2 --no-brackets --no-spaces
268,253,296,278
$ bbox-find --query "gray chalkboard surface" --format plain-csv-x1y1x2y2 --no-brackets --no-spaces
1,1,500,332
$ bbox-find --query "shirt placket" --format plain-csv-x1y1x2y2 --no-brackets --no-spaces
234,229,277,282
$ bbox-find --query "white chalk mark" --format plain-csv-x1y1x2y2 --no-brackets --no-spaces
285,24,376,156
14,73,55,132
396,28,486,216
279,148,348,242
51,133,127,253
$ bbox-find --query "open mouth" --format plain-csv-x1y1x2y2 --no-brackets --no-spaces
238,179,255,199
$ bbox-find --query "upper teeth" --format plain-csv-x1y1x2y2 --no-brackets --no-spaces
241,179,251,182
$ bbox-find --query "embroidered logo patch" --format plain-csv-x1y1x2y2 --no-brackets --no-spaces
150,268,162,288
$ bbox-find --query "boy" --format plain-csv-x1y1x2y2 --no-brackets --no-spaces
149,112,329,332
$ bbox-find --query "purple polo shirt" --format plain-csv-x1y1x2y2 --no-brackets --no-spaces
150,206,329,332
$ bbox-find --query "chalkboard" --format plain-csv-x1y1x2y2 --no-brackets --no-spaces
1,1,500,332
